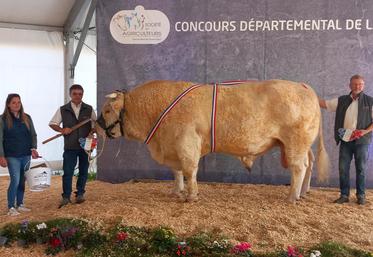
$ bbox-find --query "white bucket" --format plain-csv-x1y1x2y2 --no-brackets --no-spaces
25,160,51,192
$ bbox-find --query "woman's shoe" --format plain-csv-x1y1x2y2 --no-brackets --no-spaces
7,207,20,216
17,204,31,212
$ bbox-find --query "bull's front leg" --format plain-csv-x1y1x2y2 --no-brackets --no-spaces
170,169,184,198
184,166,199,202
174,128,201,202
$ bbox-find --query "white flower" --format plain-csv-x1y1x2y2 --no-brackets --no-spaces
178,241,187,247
36,223,47,230
310,250,321,257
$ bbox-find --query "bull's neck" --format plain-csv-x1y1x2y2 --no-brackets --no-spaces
123,92,163,142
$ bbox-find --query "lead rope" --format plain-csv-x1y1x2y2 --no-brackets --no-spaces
83,133,107,175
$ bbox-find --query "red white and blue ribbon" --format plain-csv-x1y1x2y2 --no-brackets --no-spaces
144,80,249,152
210,81,247,151
210,83,218,152
79,137,97,151
338,128,363,142
144,83,203,144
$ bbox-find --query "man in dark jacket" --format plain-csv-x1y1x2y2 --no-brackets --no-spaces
49,84,96,208
319,74,373,205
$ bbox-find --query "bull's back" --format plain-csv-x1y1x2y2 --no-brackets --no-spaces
213,80,320,154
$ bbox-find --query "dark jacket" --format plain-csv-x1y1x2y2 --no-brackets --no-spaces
334,92,373,145
61,102,92,150
0,114,37,157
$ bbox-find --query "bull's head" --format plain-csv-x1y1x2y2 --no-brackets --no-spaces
96,91,125,139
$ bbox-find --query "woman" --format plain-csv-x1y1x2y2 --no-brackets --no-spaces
0,94,39,216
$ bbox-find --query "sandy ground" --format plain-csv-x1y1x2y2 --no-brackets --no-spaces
0,176,372,256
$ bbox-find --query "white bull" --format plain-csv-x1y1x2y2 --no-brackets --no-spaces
96,80,329,203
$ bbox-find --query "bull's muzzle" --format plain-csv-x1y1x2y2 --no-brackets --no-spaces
96,111,125,139
96,114,106,130
96,114,115,139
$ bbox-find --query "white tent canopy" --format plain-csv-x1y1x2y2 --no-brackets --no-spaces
0,0,76,29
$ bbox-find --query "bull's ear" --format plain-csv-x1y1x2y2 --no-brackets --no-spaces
105,92,118,99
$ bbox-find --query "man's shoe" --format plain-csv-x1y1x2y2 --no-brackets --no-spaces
17,204,31,212
76,195,85,204
333,196,349,204
58,198,71,209
357,197,366,205
7,207,20,216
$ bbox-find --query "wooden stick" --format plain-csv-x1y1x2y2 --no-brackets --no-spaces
42,118,92,144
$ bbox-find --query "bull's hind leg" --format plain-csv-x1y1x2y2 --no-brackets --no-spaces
170,169,184,198
287,151,308,203
300,150,314,198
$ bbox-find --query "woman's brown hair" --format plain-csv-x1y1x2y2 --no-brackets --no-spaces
1,94,30,129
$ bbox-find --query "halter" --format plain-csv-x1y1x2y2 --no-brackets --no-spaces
97,92,125,138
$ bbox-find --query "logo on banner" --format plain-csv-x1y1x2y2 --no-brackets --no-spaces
110,5,170,44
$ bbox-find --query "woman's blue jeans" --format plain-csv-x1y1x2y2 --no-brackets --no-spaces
6,156,31,209
339,141,369,198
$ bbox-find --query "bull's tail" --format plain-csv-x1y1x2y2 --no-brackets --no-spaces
316,115,330,183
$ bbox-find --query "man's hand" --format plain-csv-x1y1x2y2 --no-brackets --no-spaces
61,127,73,135
31,149,40,159
87,129,96,139
0,157,7,168
319,98,327,109
50,124,72,135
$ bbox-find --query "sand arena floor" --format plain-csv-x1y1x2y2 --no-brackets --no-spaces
0,176,372,256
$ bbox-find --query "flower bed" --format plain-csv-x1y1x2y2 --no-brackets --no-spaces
0,218,372,257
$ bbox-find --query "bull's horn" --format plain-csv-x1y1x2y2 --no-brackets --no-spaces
105,92,118,98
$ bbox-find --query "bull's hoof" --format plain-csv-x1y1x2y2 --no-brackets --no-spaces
287,196,297,204
186,194,199,202
300,190,310,199
246,167,251,173
170,190,184,199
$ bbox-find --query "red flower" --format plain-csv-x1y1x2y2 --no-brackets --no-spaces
287,245,302,257
232,242,252,253
176,249,181,256
116,231,128,241
50,237,62,248
182,250,186,255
